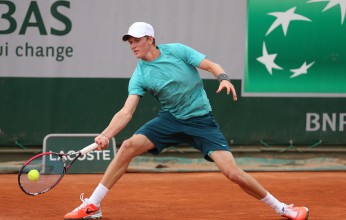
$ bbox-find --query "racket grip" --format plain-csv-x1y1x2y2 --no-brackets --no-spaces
80,143,99,155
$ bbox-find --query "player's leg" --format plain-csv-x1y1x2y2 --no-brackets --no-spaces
209,150,267,199
64,134,155,220
210,150,309,220
100,134,155,189
97,111,183,193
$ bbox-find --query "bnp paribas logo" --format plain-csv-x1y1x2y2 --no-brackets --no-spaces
244,0,346,97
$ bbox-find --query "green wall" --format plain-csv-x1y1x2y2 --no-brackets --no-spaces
0,77,345,146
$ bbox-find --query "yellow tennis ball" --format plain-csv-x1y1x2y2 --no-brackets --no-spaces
28,169,40,182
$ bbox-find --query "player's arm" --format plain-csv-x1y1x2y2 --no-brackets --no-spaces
198,58,237,101
95,94,141,150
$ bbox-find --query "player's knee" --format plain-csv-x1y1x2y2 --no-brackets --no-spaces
117,139,137,158
225,169,244,184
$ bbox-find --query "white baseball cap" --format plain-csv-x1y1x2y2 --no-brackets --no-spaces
122,22,155,41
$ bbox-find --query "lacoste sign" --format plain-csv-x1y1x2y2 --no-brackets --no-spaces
43,134,116,174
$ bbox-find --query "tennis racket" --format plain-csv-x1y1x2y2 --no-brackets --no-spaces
18,143,98,196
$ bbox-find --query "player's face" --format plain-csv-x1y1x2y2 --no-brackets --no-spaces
128,36,151,59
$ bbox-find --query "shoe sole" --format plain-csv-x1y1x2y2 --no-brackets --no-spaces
64,218,101,220
64,216,102,220
281,207,309,220
304,207,309,220
64,210,102,220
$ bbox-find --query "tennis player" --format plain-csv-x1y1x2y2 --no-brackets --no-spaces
64,22,309,220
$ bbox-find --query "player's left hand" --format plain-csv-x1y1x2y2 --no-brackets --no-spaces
216,80,237,101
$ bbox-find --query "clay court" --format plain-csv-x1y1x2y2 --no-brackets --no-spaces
1,171,345,220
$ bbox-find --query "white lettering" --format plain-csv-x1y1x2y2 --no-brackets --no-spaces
340,113,346,132
103,150,110,160
306,113,320,131
86,152,94,160
78,154,86,161
306,112,346,132
67,150,76,160
95,151,102,160
322,113,336,131
55,150,113,161
49,153,57,161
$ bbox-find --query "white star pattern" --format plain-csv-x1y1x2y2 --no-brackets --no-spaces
308,0,346,24
257,2,344,80
257,42,283,75
266,7,312,36
289,61,315,78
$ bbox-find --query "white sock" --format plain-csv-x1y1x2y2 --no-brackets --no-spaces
260,192,285,214
89,183,109,206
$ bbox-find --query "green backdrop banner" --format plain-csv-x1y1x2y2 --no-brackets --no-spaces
244,0,346,97
0,78,345,146
43,134,116,173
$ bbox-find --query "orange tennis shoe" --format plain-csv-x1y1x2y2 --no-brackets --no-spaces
281,204,309,220
64,193,102,220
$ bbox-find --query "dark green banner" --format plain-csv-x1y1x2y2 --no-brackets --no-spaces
1,78,345,147
44,134,116,173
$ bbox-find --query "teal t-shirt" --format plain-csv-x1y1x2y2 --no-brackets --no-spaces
128,43,212,119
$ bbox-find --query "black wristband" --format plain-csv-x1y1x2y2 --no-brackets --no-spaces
217,73,230,82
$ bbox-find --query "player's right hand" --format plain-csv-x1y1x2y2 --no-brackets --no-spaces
95,134,110,150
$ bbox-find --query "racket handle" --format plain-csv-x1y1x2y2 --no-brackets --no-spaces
80,143,99,155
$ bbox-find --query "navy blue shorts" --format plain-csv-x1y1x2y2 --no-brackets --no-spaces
135,111,231,162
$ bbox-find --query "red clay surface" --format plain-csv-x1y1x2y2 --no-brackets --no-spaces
1,172,345,220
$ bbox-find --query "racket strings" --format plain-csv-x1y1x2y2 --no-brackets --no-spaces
18,153,65,195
